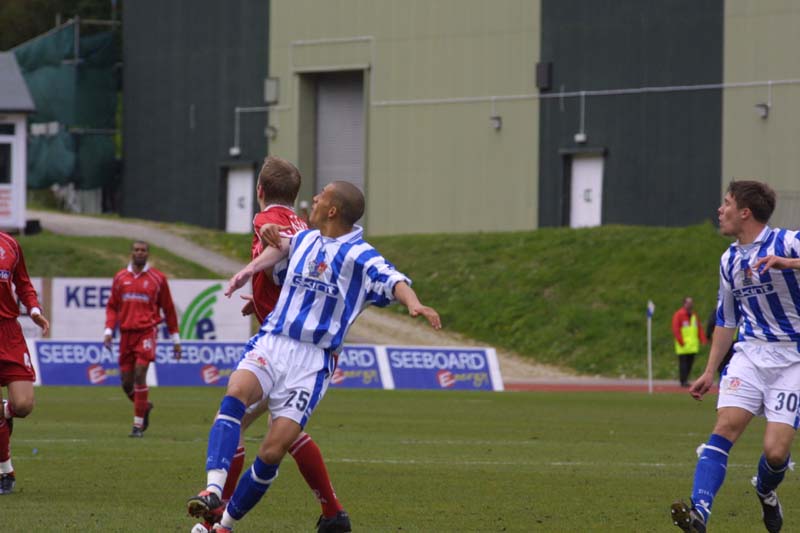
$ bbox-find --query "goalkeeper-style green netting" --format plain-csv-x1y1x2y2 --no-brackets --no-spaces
13,21,118,190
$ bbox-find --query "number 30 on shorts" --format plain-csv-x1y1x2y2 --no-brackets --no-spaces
774,392,799,412
284,390,311,411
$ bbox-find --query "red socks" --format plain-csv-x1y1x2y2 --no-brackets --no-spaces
217,434,343,518
133,385,149,424
0,417,8,463
290,433,343,518
222,445,246,502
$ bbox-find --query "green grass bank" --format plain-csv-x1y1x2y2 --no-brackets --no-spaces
20,223,732,379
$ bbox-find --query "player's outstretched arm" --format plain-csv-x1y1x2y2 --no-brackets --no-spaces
753,255,800,273
225,238,290,297
393,281,442,330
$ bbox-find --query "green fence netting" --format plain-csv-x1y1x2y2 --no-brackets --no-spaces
14,22,119,190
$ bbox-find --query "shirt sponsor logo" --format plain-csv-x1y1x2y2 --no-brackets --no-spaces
291,274,339,296
732,283,775,297
122,292,151,302
0,270,10,280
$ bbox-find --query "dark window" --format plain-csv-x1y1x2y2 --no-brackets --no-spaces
0,144,10,184
0,124,14,135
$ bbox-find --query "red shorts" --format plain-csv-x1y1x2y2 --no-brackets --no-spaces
119,328,157,372
0,318,36,386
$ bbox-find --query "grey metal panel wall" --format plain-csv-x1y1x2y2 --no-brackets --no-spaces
539,0,723,227
123,0,269,228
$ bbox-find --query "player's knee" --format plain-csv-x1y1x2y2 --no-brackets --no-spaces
257,441,288,464
12,398,34,418
764,448,790,467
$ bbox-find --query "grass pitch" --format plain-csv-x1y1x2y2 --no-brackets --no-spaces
3,387,787,532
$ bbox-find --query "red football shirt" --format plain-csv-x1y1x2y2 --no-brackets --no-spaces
251,205,307,323
105,265,179,334
0,232,41,320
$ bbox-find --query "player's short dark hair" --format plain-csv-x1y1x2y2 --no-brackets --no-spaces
330,181,365,226
727,180,776,223
131,240,149,251
258,156,301,205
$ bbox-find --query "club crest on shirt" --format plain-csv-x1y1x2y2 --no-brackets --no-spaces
0,246,5,259
307,258,328,278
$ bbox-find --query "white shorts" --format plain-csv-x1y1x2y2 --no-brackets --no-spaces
718,342,800,428
237,334,335,428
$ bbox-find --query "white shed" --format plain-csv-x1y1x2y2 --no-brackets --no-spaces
0,52,35,232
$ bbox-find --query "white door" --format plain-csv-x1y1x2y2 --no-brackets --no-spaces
225,166,254,233
570,156,603,228
315,72,364,195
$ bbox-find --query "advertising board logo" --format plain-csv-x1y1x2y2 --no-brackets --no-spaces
180,284,221,340
437,370,456,388
87,364,107,384
201,364,221,384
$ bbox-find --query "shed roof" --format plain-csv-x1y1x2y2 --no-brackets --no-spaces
0,52,35,113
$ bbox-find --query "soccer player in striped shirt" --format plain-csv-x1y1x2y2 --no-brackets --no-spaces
0,231,49,494
672,180,800,533
193,157,349,533
187,181,441,532
104,241,181,438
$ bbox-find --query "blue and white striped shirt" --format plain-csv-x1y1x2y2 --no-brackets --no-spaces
254,225,410,352
716,226,800,350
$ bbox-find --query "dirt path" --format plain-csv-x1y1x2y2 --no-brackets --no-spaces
348,308,576,380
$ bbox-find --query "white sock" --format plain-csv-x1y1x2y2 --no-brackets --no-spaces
206,469,226,497
0,459,13,474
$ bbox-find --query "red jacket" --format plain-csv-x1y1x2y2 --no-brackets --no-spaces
250,205,307,323
671,308,708,346
105,265,179,334
0,232,41,320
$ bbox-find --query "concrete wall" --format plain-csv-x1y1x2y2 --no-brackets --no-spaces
268,0,540,235
723,0,800,228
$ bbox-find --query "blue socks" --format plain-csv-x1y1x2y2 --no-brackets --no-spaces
691,434,733,522
206,396,246,473
756,453,790,494
227,457,279,520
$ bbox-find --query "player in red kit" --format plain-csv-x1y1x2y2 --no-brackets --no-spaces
190,156,349,533
0,231,49,494
104,241,181,438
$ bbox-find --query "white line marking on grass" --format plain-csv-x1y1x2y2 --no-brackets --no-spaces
332,458,757,468
399,439,540,445
14,439,90,443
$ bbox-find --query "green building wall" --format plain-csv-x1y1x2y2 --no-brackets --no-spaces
723,0,800,228
268,0,540,235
